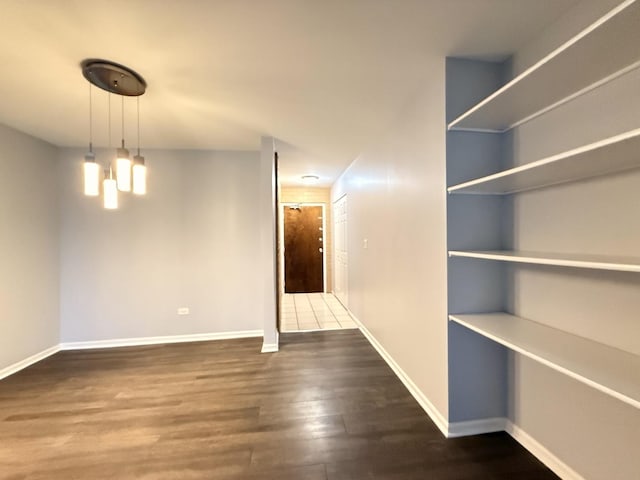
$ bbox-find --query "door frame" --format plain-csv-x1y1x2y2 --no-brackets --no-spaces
332,194,348,308
278,202,327,295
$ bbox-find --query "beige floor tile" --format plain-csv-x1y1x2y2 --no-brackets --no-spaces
321,323,341,329
281,293,355,332
338,321,358,328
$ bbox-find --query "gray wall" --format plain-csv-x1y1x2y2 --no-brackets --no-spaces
58,148,263,342
331,62,449,420
0,123,60,369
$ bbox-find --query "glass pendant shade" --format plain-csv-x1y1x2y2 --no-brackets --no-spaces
81,60,149,208
116,148,131,192
83,153,100,196
132,155,146,195
103,175,118,210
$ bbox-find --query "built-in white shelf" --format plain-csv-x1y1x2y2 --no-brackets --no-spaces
449,313,640,409
447,129,640,195
448,250,640,273
447,0,640,132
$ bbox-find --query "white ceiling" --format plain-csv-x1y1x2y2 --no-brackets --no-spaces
0,0,579,186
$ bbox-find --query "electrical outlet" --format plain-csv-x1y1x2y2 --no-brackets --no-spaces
177,307,190,315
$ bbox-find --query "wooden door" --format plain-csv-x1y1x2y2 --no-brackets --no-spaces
284,205,324,293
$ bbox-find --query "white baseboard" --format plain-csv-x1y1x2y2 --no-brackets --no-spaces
349,312,581,479
349,313,449,437
261,342,279,353
448,417,507,438
60,330,264,350
506,421,584,480
261,331,280,353
0,345,60,380
2,330,266,381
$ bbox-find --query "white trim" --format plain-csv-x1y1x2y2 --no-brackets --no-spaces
322,203,327,293
332,194,348,307
349,312,449,437
448,127,502,134
281,306,585,479
1,330,266,380
506,421,584,480
0,345,60,380
261,342,279,353
278,202,285,297
447,417,585,478
60,330,263,350
262,330,280,353
448,417,507,438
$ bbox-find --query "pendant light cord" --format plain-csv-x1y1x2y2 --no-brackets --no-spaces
121,95,125,148
108,92,112,178
88,83,93,152
108,92,111,150
137,96,140,156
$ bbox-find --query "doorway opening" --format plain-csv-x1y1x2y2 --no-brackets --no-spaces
278,201,357,332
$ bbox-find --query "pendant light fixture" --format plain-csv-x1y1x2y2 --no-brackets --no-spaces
83,83,100,196
104,92,117,209
132,96,147,195
81,59,147,209
116,96,131,192
103,168,118,210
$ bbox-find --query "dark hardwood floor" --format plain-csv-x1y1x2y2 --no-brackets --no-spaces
0,330,557,479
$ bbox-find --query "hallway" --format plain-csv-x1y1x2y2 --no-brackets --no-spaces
280,293,357,332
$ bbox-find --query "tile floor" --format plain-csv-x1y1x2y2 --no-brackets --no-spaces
280,293,358,332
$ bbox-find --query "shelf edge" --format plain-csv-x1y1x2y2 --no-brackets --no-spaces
448,251,640,273
448,314,640,409
447,128,640,194
447,0,639,131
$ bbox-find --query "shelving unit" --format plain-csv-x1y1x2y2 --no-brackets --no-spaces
449,313,640,409
448,250,640,273
448,0,640,132
446,0,640,433
447,129,640,195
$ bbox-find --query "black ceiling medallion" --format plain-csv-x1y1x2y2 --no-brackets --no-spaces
81,59,146,96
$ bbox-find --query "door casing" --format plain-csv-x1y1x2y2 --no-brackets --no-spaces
332,194,348,308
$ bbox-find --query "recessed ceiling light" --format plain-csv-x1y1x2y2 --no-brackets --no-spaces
301,175,320,184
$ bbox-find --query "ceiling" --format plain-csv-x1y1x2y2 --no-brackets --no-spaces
0,0,580,186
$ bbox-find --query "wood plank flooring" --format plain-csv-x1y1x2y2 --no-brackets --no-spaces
0,330,558,479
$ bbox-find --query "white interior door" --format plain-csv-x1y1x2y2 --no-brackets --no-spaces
333,195,348,307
